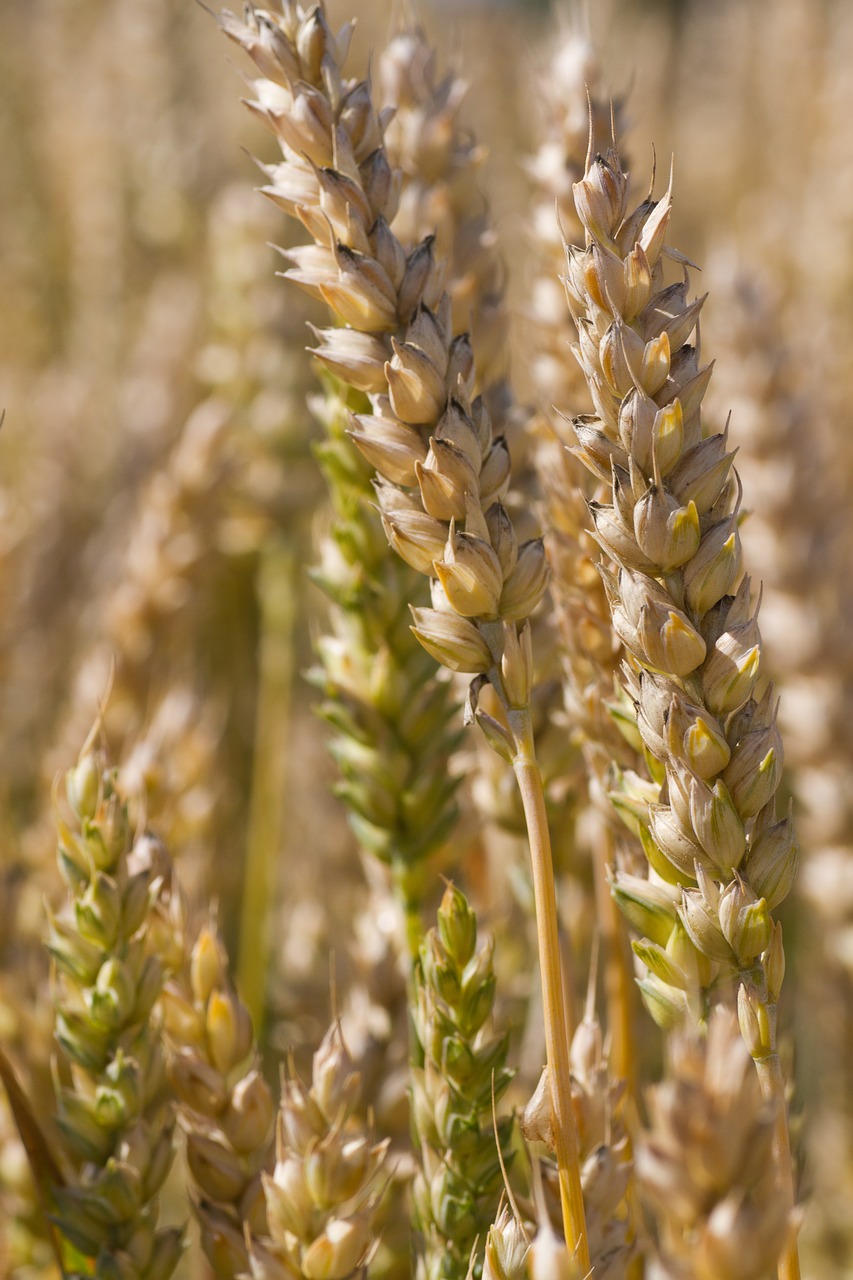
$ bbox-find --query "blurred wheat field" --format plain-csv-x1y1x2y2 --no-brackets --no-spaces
2,0,853,1277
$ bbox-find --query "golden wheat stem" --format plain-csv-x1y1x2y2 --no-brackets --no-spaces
238,541,296,1031
591,821,644,1279
508,706,590,1272
591,822,636,1092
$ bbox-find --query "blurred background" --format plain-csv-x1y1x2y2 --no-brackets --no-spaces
2,0,853,1274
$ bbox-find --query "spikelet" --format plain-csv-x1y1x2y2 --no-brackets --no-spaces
160,920,274,1279
410,885,513,1280
48,743,181,1279
481,1204,529,1280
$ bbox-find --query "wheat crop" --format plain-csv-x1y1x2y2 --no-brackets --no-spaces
2,2,852,1278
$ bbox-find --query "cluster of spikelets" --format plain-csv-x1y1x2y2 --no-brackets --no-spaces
409,885,513,1280
0,1,829,1279
49,751,182,1280
24,740,587,1280
565,146,799,1103
637,1010,789,1280
161,921,274,1277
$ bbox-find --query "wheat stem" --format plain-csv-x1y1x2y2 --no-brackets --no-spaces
238,540,296,1031
742,962,800,1280
591,820,636,1092
508,707,589,1272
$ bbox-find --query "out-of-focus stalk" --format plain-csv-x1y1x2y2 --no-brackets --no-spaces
509,710,586,1263
239,541,296,1028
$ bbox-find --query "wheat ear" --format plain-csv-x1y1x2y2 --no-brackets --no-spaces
247,1022,388,1280
48,745,181,1279
410,884,513,1280
637,1008,793,1279
160,920,274,1278
524,24,640,1090
564,140,800,1279
219,4,588,1260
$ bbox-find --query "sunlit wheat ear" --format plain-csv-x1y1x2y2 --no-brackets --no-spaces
48,742,181,1279
160,920,274,1279
309,16,516,946
246,1022,388,1280
564,140,800,1279
219,3,587,1260
380,23,574,870
218,3,544,681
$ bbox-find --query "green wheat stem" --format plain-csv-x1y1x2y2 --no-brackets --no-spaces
238,540,296,1032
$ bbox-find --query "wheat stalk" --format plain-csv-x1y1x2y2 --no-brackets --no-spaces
522,990,634,1276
